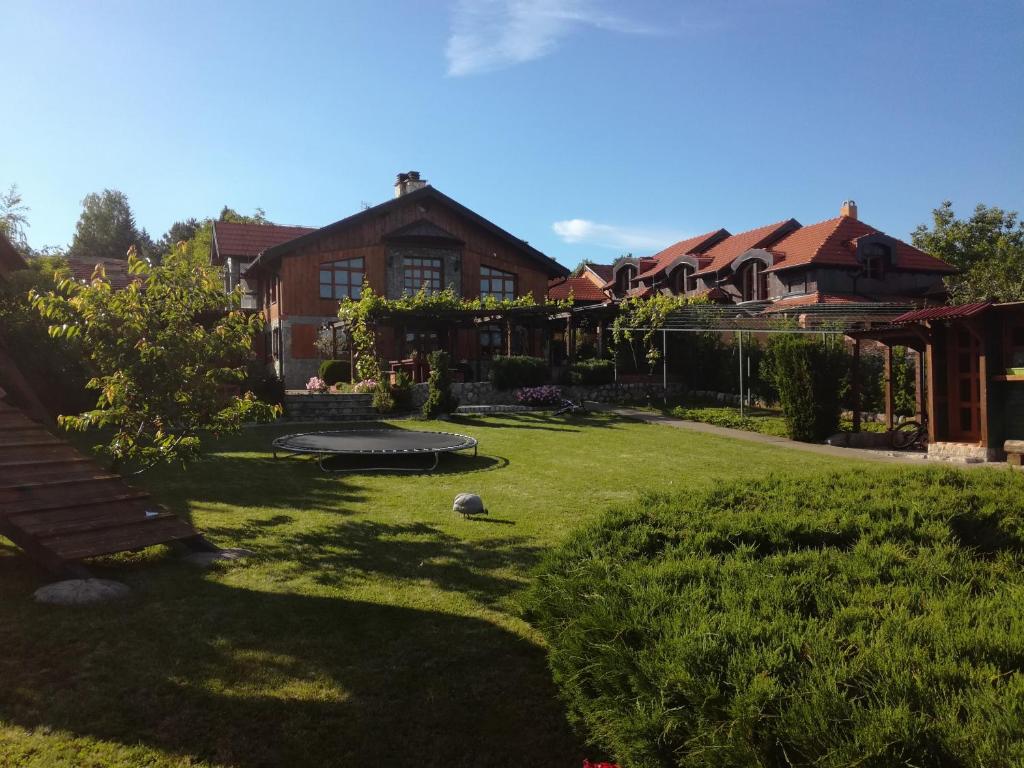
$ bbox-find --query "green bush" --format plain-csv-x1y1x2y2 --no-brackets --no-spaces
422,350,458,418
489,355,548,390
671,405,789,437
372,377,395,413
318,359,351,386
569,358,615,386
525,468,1024,768
762,334,847,441
390,369,413,410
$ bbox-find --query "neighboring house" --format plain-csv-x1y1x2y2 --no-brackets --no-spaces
64,255,137,290
240,172,568,386
547,263,613,305
211,221,316,309
604,202,954,309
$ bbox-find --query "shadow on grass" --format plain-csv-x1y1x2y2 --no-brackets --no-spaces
0,575,583,767
202,519,542,606
448,411,626,433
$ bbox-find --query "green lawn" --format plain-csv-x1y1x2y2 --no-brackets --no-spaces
0,413,865,767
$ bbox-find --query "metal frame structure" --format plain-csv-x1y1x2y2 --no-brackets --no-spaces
272,429,479,473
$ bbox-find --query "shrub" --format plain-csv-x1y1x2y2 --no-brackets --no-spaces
525,468,1024,768
390,369,413,410
352,378,377,394
490,355,548,390
318,358,351,386
422,350,458,418
671,405,788,437
569,358,615,386
306,376,327,393
515,385,563,406
762,334,847,441
372,377,395,413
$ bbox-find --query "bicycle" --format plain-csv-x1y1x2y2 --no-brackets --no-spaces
891,417,928,451
553,398,588,416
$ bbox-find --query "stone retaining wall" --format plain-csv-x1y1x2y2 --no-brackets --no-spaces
284,392,377,421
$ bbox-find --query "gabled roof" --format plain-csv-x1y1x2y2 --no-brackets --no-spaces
766,215,956,274
637,229,730,280
65,256,138,290
253,185,568,278
384,219,463,243
890,302,991,324
211,221,317,264
693,219,800,277
585,263,614,282
547,276,608,303
602,257,658,289
0,232,27,278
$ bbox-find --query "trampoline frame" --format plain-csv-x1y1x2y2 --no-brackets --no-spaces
271,429,479,473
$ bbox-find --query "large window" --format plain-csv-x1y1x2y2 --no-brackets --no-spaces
863,243,889,280
479,325,504,358
738,261,768,302
615,265,636,295
403,257,444,295
319,257,365,300
480,265,516,300
671,265,696,294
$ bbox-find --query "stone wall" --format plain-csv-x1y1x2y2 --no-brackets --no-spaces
284,392,377,421
410,380,687,408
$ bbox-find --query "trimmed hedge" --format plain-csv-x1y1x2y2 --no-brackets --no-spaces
525,468,1024,768
489,355,548,390
570,358,615,386
762,335,847,441
318,359,351,386
422,350,458,418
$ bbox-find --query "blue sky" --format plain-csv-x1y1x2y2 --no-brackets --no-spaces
3,0,1022,266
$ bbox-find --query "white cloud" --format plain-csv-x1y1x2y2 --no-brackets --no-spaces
446,0,659,76
552,218,688,251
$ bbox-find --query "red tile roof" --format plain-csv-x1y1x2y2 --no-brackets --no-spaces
693,219,798,276
766,216,955,274
765,292,928,311
637,229,729,279
547,276,608,302
65,257,138,290
212,221,316,263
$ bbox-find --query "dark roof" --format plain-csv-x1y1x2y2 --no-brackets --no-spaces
890,302,992,324
253,185,568,278
65,256,138,290
384,219,464,244
585,263,614,281
0,232,27,278
211,221,316,264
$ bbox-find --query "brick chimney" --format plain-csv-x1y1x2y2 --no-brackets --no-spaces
841,200,858,219
394,171,428,198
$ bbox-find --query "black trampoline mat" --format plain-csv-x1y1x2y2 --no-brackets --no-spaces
272,430,477,455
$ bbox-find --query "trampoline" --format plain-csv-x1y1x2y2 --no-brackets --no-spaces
272,429,478,472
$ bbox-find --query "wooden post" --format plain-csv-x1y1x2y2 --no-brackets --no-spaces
566,315,576,364
979,335,989,450
738,331,744,417
884,345,895,430
925,334,938,445
915,348,925,421
851,338,861,433
596,322,604,358
662,329,668,393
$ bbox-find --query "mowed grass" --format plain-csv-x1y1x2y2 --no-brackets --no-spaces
0,412,863,768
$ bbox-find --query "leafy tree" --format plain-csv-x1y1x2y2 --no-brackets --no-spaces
67,189,153,262
218,206,270,225
31,245,278,470
0,184,30,252
912,201,1024,302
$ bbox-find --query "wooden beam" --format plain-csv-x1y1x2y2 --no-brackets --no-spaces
925,337,938,445
979,335,989,449
915,348,925,421
851,338,861,433
884,345,895,430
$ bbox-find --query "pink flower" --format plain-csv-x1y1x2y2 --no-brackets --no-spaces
306,376,327,392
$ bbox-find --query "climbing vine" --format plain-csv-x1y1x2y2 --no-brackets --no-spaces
611,293,708,368
336,285,571,381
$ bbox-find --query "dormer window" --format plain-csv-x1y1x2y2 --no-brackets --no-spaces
862,242,890,280
738,261,768,302
670,265,696,294
615,265,636,294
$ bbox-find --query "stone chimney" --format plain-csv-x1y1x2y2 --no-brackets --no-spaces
394,171,428,198
841,200,858,219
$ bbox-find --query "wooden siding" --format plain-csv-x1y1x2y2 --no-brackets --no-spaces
273,197,554,319
290,323,319,360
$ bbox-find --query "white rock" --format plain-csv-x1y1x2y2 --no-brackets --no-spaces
453,493,487,517
34,578,131,606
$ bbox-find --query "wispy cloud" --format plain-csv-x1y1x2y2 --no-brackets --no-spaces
446,0,659,76
552,218,688,252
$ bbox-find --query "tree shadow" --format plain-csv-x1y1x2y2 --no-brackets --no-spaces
449,412,627,433
0,575,584,767
203,518,543,607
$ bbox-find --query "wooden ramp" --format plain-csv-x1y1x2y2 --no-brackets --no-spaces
0,398,215,577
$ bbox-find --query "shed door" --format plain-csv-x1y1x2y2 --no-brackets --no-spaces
947,327,982,442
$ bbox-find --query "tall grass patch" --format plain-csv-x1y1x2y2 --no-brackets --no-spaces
525,468,1024,768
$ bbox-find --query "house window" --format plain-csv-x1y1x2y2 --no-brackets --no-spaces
615,265,636,294
863,243,889,280
738,261,768,302
479,325,504,358
319,257,365,300
402,257,444,295
671,265,695,294
480,266,516,300
404,330,440,357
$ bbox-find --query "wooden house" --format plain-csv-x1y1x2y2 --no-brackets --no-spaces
231,172,567,387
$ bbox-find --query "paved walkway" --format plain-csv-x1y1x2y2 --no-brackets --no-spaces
600,406,940,466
